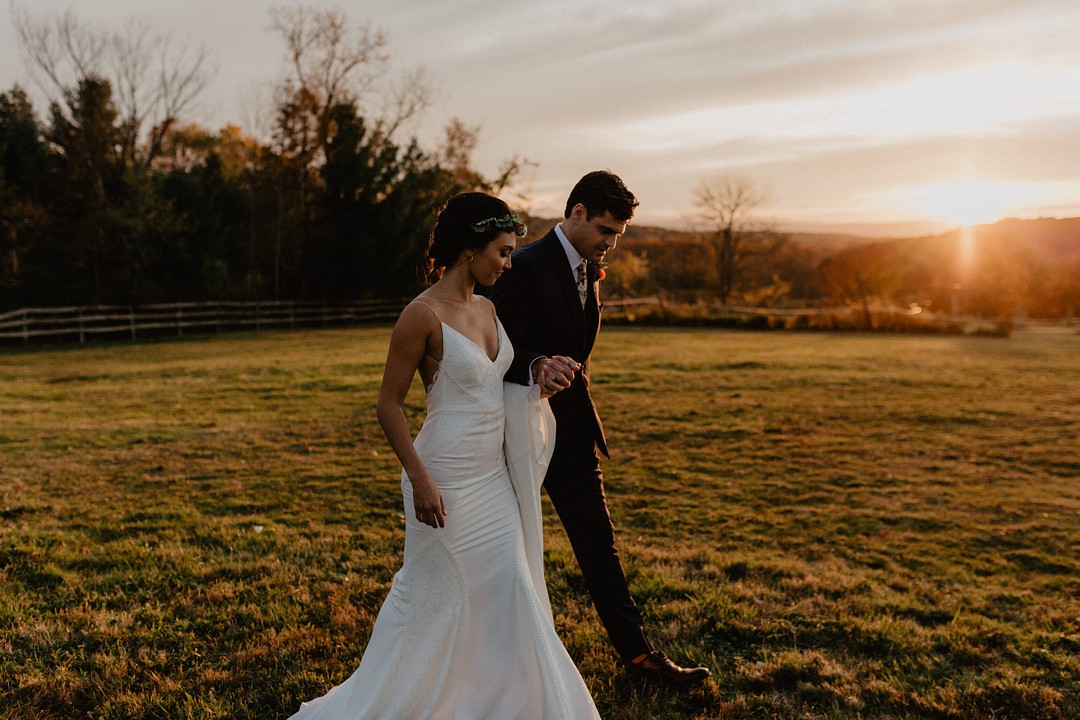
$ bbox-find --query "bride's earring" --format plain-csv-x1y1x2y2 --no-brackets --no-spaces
467,255,474,263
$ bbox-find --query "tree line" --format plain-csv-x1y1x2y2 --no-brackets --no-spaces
0,5,522,309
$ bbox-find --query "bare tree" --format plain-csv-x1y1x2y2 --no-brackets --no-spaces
379,67,433,139
270,4,384,140
490,153,539,214
439,116,481,187
693,174,785,304
268,4,433,158
435,118,534,200
111,20,216,164
11,3,216,165
11,8,107,90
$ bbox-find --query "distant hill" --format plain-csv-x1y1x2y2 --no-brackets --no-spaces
525,214,1080,263
780,217,1080,260
805,217,1080,319
968,217,1080,262
780,219,953,238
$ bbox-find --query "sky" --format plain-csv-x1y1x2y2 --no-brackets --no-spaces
3,0,1080,233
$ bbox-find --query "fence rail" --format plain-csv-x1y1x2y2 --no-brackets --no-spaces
0,299,410,345
3,297,1055,347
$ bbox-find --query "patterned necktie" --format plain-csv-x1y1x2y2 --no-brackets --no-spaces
575,259,588,307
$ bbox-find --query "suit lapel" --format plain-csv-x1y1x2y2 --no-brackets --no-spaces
539,232,585,330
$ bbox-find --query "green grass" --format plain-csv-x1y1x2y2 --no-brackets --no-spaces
2,327,1078,719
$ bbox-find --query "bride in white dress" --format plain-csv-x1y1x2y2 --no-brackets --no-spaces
288,193,600,720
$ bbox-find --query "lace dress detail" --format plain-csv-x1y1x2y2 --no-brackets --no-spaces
289,318,600,720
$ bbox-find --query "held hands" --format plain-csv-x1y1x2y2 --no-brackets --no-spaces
411,474,447,528
533,355,581,399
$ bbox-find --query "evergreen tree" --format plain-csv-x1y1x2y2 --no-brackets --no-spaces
0,87,50,306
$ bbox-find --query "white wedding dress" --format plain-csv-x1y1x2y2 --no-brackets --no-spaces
288,318,600,720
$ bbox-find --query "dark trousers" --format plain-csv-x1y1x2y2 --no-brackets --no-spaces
543,442,652,662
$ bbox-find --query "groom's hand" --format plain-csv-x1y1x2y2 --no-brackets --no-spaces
533,356,580,398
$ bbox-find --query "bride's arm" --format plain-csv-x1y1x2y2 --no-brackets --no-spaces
376,304,447,528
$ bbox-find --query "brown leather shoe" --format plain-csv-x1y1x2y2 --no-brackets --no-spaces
628,651,710,687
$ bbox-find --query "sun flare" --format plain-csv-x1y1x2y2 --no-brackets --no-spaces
890,181,1048,227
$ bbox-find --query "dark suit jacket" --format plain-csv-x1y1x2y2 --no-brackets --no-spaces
487,229,608,457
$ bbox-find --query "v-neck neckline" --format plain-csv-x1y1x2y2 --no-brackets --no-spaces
441,320,500,363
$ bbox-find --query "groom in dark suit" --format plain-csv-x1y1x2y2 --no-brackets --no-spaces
488,170,709,686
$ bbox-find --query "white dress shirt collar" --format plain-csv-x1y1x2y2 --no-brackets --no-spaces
554,223,584,272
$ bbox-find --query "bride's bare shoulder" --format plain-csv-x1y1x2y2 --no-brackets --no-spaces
394,298,441,336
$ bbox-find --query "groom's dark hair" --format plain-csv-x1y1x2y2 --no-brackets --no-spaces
564,170,639,223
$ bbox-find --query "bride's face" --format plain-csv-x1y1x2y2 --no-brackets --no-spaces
471,232,516,286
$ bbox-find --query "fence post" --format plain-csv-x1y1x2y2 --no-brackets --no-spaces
78,307,85,344
177,305,183,336
129,307,137,340
22,310,29,346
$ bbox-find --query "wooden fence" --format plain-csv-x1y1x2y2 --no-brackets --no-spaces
0,299,410,346
1,296,1046,347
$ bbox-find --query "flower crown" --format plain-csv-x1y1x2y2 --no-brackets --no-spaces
471,213,528,238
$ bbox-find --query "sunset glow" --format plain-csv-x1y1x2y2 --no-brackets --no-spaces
887,181,1055,227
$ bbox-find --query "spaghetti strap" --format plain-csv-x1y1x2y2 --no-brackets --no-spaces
412,296,499,364
412,298,442,322
412,299,443,374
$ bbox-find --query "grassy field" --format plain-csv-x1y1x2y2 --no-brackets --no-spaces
1,326,1077,719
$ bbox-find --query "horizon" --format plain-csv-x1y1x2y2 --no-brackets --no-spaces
533,210,1080,240
2,1,1079,230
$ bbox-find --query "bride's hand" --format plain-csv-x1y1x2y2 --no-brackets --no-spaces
411,476,447,528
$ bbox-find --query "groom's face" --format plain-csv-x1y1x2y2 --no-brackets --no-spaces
567,204,627,265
